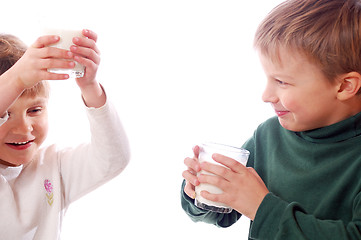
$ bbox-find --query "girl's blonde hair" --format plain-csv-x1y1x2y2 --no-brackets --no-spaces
254,0,361,82
0,34,49,98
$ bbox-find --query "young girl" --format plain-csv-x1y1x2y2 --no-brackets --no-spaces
0,30,130,239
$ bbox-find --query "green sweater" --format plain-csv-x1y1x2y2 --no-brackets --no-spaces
181,113,361,239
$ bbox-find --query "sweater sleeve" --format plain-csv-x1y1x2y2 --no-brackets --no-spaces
0,111,8,127
250,192,361,240
58,99,130,206
180,180,242,227
180,136,255,227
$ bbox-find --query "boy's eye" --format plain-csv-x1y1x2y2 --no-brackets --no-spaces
275,79,287,85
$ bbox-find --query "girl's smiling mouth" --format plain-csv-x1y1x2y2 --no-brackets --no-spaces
6,140,34,150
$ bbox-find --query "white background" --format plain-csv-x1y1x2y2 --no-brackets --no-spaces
2,0,283,239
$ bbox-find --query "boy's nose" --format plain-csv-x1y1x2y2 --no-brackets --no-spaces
262,83,278,103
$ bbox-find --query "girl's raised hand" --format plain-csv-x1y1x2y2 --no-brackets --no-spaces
69,29,105,108
70,29,101,89
10,35,74,90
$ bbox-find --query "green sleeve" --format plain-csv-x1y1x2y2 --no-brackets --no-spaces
250,193,361,239
180,180,241,228
180,135,255,227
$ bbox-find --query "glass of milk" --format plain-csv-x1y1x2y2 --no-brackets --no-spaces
43,28,85,78
195,142,250,213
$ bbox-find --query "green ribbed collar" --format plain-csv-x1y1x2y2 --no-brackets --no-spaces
294,111,361,143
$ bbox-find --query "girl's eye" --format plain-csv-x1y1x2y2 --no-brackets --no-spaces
28,107,43,115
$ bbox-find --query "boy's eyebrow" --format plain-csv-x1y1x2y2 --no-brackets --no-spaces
269,73,293,80
276,74,293,80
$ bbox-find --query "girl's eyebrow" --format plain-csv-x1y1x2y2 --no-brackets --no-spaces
27,98,48,107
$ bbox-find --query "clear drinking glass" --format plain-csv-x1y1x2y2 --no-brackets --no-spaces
195,142,250,213
43,28,85,78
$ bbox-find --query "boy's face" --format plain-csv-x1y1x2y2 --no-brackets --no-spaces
260,48,343,132
0,95,48,166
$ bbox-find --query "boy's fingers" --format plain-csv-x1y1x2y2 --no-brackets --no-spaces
247,167,264,183
212,153,246,173
182,169,200,186
184,157,201,172
199,157,246,182
183,181,196,199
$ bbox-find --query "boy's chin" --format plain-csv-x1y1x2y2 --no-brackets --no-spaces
278,119,308,132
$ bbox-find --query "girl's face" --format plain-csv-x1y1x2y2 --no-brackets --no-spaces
0,95,48,166
260,48,347,132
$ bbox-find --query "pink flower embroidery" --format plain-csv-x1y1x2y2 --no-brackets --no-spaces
44,179,53,194
44,179,54,206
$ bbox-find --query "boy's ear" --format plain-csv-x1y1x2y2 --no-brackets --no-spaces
336,72,361,101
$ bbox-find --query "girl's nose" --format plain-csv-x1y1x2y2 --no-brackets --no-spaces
12,117,33,134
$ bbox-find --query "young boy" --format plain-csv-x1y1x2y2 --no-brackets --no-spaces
181,0,361,239
0,31,130,239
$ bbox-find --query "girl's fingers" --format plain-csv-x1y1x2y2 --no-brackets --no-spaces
73,35,100,55
39,58,75,70
31,35,60,48
82,29,98,42
41,72,70,81
37,47,73,60
71,46,100,65
74,55,98,71
192,145,200,158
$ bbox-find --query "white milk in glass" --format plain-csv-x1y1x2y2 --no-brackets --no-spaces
44,29,85,78
195,142,250,213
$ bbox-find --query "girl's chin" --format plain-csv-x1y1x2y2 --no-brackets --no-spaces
0,159,21,167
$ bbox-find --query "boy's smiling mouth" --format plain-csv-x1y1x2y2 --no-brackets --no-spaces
275,110,289,117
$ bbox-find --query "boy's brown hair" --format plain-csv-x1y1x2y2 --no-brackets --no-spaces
254,0,361,82
0,34,49,98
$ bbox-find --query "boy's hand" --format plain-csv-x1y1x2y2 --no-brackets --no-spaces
182,146,201,199
9,35,74,90
198,154,269,220
71,29,105,108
